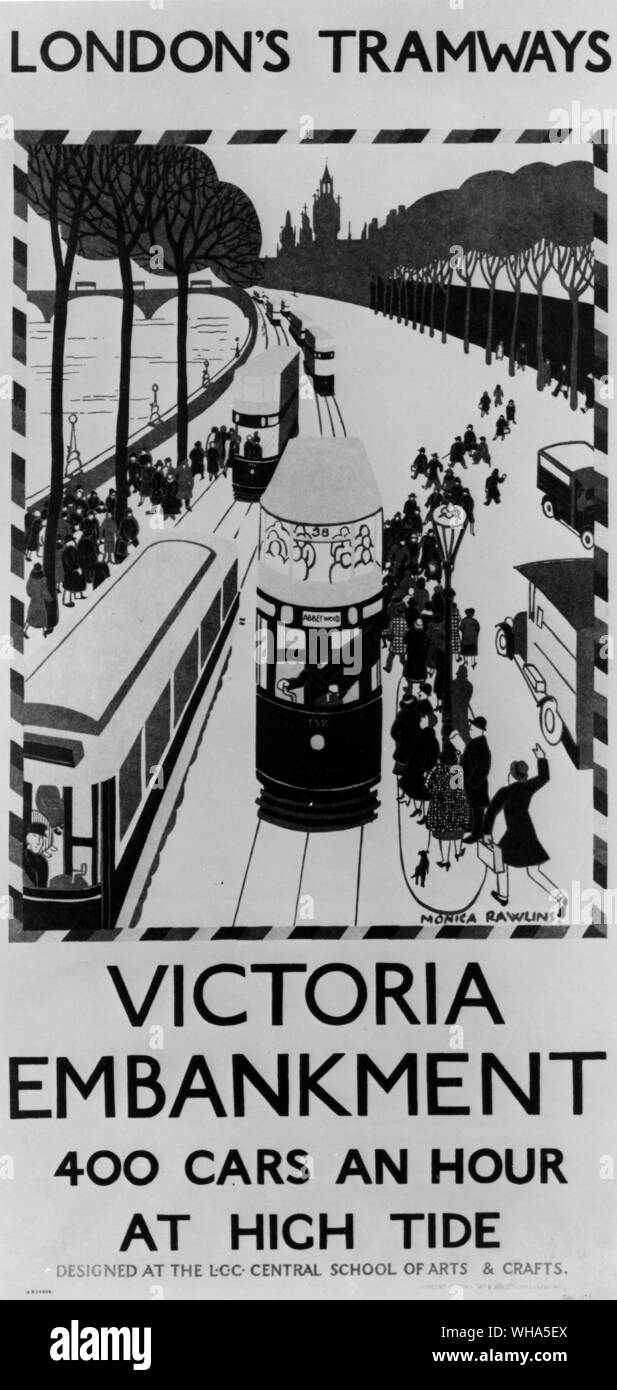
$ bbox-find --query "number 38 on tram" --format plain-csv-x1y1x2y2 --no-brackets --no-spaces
255,437,384,831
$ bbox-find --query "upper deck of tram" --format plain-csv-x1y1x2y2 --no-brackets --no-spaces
25,536,237,770
260,436,382,526
233,347,299,415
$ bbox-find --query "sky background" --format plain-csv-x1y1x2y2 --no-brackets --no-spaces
27,141,592,287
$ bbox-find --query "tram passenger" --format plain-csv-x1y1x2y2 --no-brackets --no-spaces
282,652,357,707
23,824,53,888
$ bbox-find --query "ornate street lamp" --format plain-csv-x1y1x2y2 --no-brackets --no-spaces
432,501,468,751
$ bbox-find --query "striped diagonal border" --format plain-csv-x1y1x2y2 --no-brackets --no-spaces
9,142,28,943
11,128,610,940
591,137,609,934
14,127,605,147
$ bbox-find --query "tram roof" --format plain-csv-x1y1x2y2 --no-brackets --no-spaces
235,346,298,392
25,537,216,734
261,436,382,523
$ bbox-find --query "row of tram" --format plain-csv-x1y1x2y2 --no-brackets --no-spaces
283,305,335,397
251,289,336,396
254,436,384,831
23,535,239,932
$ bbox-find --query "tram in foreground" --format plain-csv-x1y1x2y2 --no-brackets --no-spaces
23,534,239,932
255,436,384,830
231,346,300,501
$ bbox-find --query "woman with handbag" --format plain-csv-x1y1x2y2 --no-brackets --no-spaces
482,745,566,914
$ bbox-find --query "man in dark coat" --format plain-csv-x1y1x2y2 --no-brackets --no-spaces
482,745,565,912
485,469,507,505
424,453,443,488
449,436,465,467
23,825,50,888
190,441,205,479
461,716,491,842
411,447,427,479
116,509,140,563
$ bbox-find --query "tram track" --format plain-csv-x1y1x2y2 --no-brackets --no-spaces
232,816,366,932
314,390,347,440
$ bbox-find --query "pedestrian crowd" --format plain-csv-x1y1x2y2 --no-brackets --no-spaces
23,425,241,640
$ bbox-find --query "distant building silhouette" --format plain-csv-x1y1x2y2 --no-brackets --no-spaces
313,163,341,244
279,209,296,253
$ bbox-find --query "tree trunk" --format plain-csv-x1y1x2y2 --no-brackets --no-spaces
441,282,450,344
403,280,409,326
485,281,495,365
412,280,417,330
420,281,426,334
536,282,544,390
569,289,579,411
114,244,135,522
508,280,520,377
463,278,472,354
176,268,190,461
429,279,436,338
43,269,71,631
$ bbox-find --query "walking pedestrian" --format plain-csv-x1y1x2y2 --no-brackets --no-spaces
460,607,480,668
461,716,491,841
485,469,507,506
24,562,52,639
483,746,566,913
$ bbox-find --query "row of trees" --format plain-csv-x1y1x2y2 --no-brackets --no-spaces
377,161,594,408
28,143,262,628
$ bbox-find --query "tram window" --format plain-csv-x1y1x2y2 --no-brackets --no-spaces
275,628,306,704
256,617,269,690
222,561,238,618
119,733,142,840
275,629,362,708
174,633,199,724
201,594,221,666
146,684,171,775
66,780,94,888
370,661,381,691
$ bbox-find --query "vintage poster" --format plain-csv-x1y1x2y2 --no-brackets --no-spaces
0,0,615,1344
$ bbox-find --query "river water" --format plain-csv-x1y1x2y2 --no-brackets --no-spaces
27,292,246,496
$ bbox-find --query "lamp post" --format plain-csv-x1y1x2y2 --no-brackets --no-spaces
432,501,468,753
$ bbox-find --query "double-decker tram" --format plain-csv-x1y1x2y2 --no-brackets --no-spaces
303,324,335,396
255,437,384,830
287,309,305,346
23,535,239,932
231,347,300,501
265,297,283,325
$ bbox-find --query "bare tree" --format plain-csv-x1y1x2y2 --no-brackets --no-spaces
134,149,262,461
504,247,530,378
73,146,162,518
552,241,594,409
526,237,554,390
28,144,97,629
